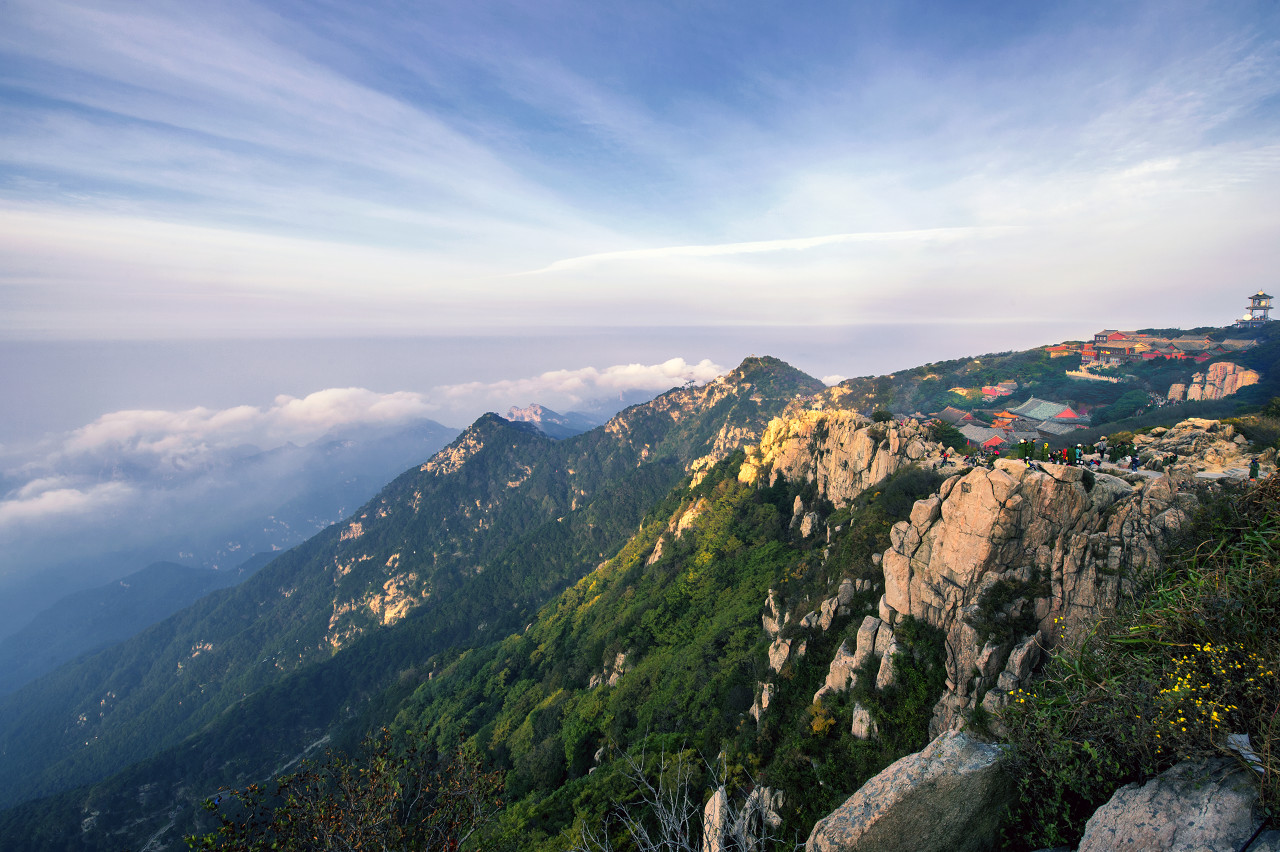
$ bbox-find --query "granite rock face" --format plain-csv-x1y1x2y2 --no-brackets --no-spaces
1138,418,1270,476
878,458,1195,733
805,731,1011,852
702,785,784,852
738,411,936,507
743,412,941,723
1077,760,1262,852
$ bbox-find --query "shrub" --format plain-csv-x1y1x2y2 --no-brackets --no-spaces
929,421,969,452
998,477,1280,849
186,731,503,852
1225,414,1280,450
964,576,1046,648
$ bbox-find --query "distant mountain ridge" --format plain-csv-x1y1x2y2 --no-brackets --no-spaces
0,418,460,642
0,356,825,849
506,403,600,439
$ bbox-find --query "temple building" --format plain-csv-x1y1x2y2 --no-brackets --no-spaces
1236,290,1273,329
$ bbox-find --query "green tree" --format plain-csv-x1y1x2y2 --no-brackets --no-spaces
185,732,503,852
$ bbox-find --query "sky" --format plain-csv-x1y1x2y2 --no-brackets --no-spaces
2,1,1280,591
1,0,1277,340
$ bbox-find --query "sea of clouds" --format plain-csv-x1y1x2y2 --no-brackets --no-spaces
1,356,723,531
0,357,726,632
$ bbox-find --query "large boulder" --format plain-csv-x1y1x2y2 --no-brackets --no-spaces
806,731,1011,852
1077,759,1263,852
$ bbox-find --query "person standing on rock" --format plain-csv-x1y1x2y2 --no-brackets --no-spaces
1250,457,1260,481
1097,435,1108,461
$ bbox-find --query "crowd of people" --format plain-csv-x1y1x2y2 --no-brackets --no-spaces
939,437,1262,481
939,436,1159,473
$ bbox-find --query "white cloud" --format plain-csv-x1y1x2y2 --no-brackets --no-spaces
821,375,848,386
437,357,725,404
0,480,134,526
520,227,1024,275
53,388,441,472
270,389,438,432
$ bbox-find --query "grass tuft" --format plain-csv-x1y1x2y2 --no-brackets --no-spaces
997,475,1280,850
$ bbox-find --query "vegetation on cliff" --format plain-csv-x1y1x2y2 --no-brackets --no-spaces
1000,474,1280,849
179,436,948,850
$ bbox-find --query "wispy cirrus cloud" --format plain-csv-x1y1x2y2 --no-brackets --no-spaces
1,1,1278,337
518,227,1026,275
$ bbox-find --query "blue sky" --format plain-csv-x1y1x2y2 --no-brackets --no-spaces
2,0,1278,338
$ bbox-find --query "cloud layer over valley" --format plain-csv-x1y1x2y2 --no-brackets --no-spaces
0,356,725,633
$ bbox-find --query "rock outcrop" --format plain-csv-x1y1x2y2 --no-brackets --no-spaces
796,416,1269,849
744,412,942,723
809,614,906,721
1135,418,1272,477
1077,759,1264,852
805,731,1011,852
703,785,784,852
739,412,936,507
878,458,1195,733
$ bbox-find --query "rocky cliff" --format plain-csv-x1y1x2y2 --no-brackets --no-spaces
882,458,1191,733
738,410,933,506
779,416,1275,851
880,418,1270,734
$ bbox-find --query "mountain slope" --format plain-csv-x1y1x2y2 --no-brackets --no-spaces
0,357,825,849
0,556,271,696
0,417,460,645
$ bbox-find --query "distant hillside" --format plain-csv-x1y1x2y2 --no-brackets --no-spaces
822,322,1278,431
0,555,271,696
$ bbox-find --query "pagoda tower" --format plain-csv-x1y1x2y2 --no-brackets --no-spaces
1236,290,1273,329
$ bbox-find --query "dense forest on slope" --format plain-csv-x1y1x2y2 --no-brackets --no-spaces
176,448,950,850
0,357,825,850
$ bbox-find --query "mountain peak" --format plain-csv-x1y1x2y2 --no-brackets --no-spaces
420,412,542,476
506,404,600,440
724,355,826,395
